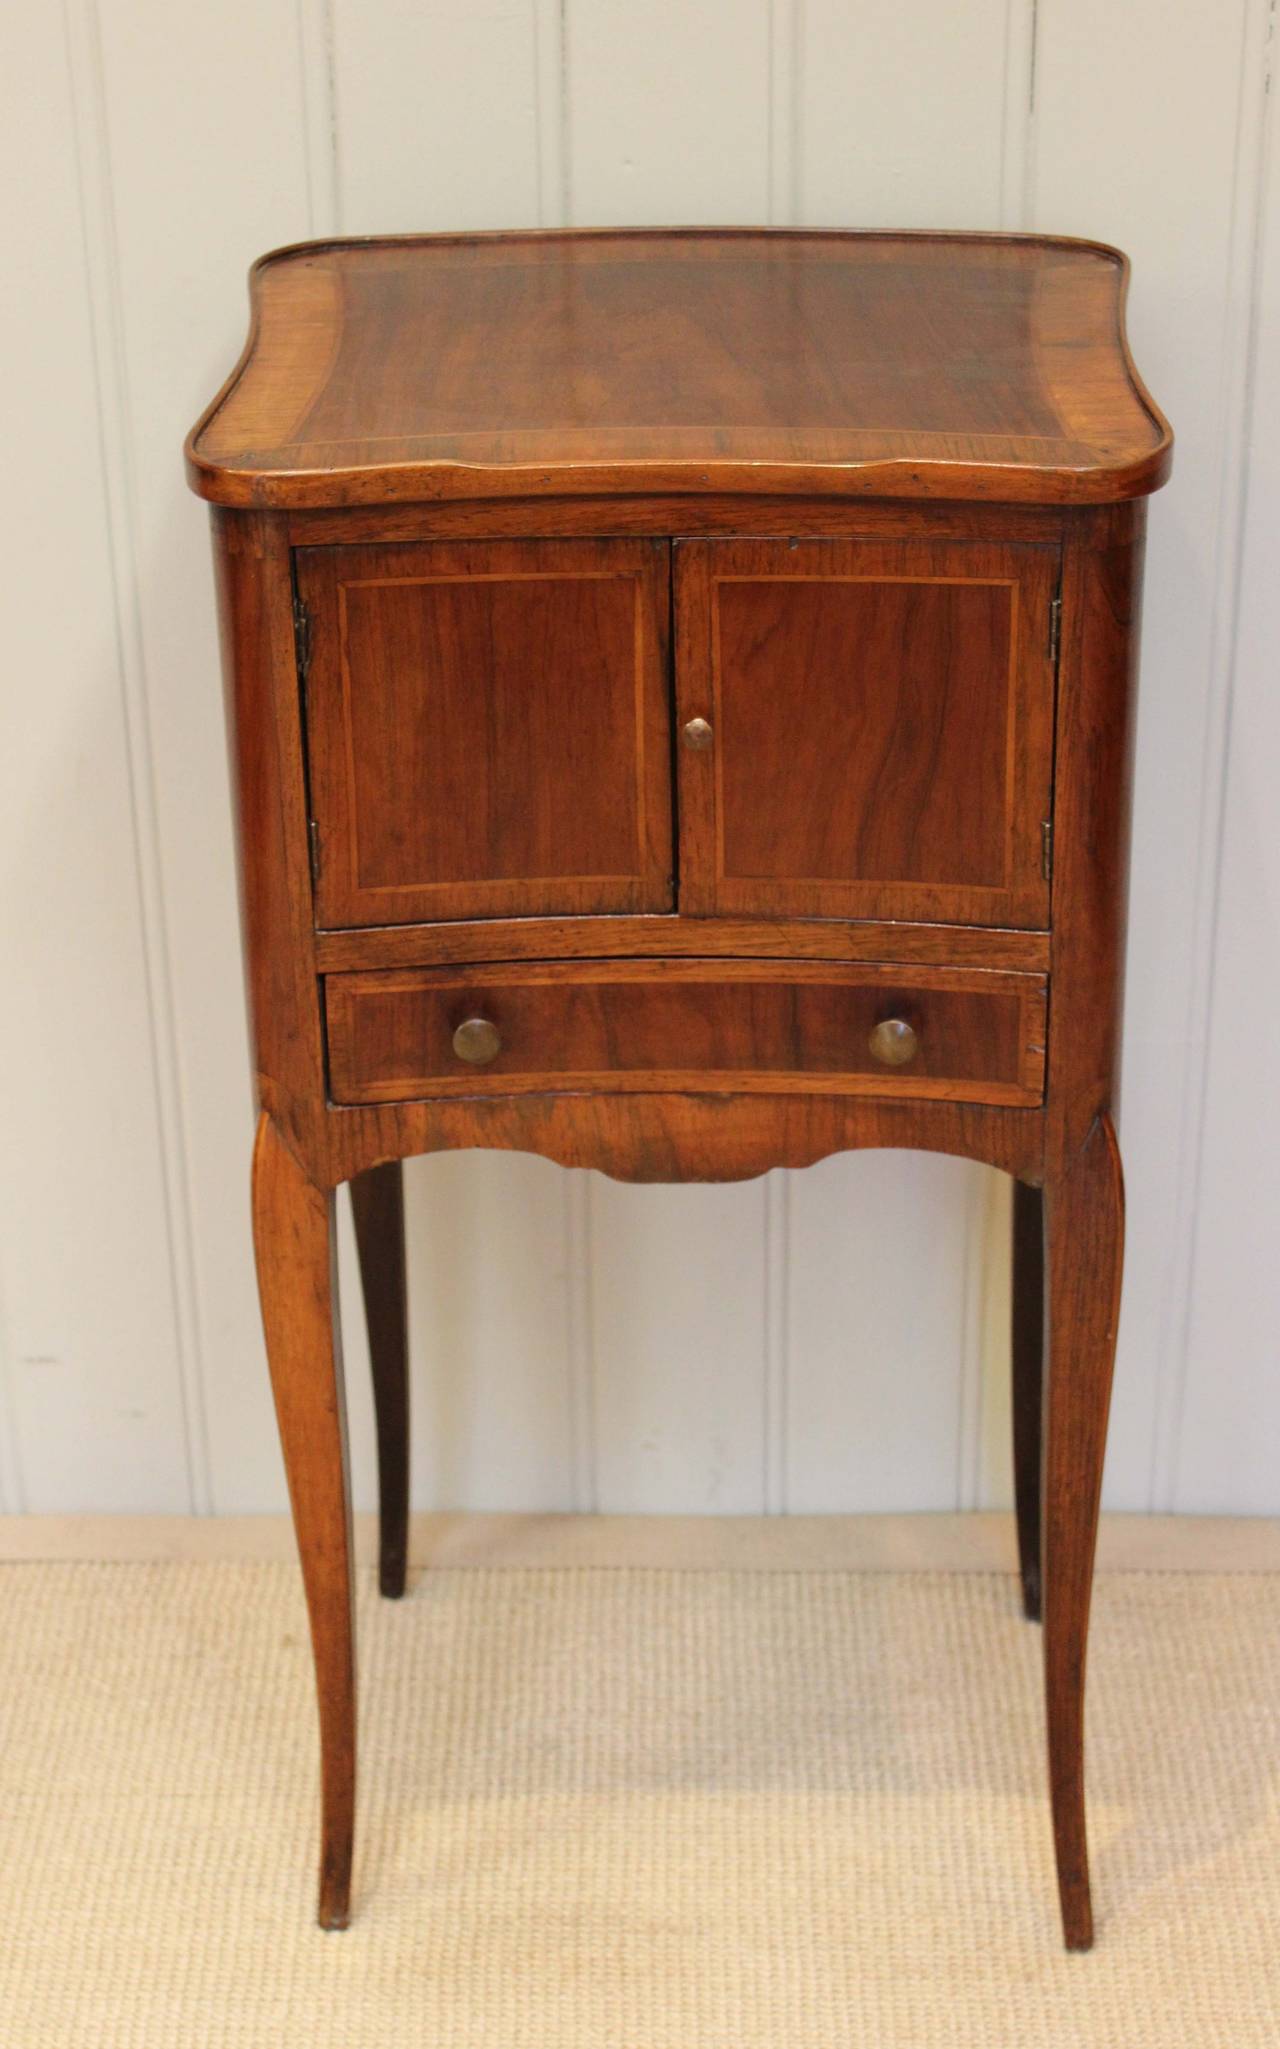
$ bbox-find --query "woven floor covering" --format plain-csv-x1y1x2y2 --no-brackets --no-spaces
1,1562,1277,2047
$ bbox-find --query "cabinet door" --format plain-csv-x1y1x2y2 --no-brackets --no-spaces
298,538,672,928
674,537,1058,928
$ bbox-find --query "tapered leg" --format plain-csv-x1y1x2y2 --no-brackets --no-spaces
350,1162,410,1599
1042,1114,1124,1951
1011,1179,1045,1621
252,1115,355,1931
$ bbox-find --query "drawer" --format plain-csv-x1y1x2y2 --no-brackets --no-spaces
325,961,1047,1106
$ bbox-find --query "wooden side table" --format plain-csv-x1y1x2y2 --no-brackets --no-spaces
186,229,1171,1947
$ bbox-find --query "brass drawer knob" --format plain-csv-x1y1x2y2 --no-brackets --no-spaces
682,716,713,750
869,1017,918,1067
452,1017,502,1065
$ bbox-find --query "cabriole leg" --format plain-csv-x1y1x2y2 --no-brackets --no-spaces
1011,1179,1046,1621
350,1161,410,1599
1042,1114,1124,1951
252,1114,356,1930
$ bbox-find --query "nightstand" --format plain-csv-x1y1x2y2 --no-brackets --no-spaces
187,227,1171,1947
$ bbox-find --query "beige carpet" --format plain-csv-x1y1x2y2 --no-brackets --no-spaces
1,1559,1277,2047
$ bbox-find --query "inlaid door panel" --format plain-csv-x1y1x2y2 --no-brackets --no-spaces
297,538,673,928
674,537,1059,927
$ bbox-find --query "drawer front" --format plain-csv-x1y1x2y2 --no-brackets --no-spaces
325,961,1047,1105
298,537,673,928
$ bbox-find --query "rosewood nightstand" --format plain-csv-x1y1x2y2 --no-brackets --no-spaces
186,228,1171,1948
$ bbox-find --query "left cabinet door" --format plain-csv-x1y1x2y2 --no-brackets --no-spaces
297,538,673,928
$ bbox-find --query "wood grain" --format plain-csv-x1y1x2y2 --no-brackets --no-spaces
349,1161,409,1600
194,226,1169,1949
1043,1113,1125,1951
675,535,1058,927
325,1091,1045,1191
287,497,1070,547
297,537,672,927
324,959,1048,1108
214,510,327,1161
1012,1179,1046,1622
187,230,1171,509
251,1114,355,1930
313,914,1051,975
1045,505,1144,1158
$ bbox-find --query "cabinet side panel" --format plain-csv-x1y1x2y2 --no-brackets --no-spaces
213,511,327,1155
1046,507,1144,1160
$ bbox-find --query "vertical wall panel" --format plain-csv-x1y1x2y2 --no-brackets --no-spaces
975,1175,1016,1512
767,0,799,224
1031,0,1255,1507
590,1182,768,1513
0,6,191,1508
562,0,776,1511
327,0,578,1509
565,0,772,223
793,0,1017,1514
786,1154,985,1512
1178,53,1280,1510
92,0,316,1513
92,0,576,1519
0,1275,18,1513
332,0,545,234
796,0,1012,226
402,1154,576,1510
2,0,1275,1518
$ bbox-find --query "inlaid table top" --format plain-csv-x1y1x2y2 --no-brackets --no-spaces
186,229,1172,510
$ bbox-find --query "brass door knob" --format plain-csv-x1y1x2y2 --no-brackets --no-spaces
682,716,713,750
868,1017,918,1067
452,1017,502,1065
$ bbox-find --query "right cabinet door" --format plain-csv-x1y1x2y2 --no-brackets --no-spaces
674,536,1059,928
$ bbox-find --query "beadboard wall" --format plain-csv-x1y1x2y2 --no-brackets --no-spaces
1,0,1276,1517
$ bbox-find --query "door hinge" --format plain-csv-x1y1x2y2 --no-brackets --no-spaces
1048,592,1062,666
308,818,321,888
1041,819,1054,883
293,590,312,685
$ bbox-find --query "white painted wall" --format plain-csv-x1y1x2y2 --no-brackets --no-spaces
1,0,1275,1517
